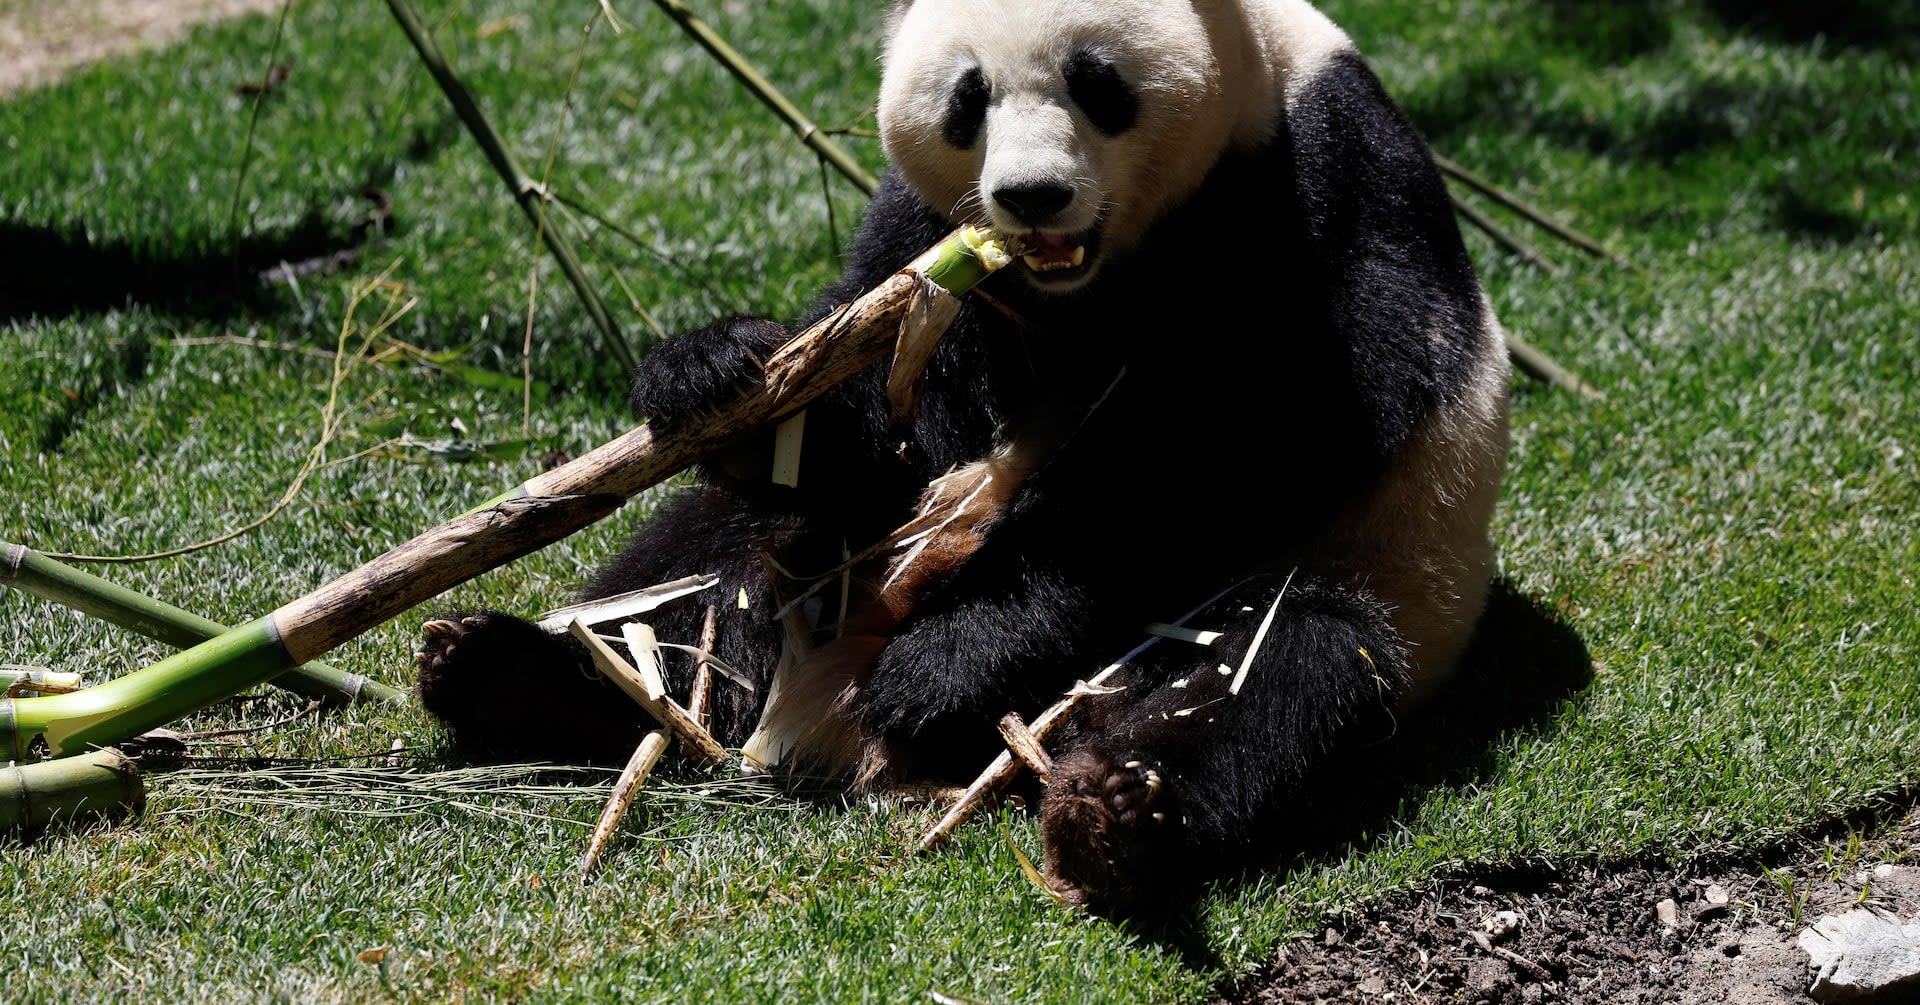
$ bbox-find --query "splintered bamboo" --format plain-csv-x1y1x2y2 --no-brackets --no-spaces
0,227,1011,762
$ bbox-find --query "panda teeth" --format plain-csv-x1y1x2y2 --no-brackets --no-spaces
1021,245,1087,273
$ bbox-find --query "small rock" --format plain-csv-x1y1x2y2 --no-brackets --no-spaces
1357,974,1387,995
1484,909,1523,941
1699,884,1731,917
1656,898,1681,928
1798,907,1920,1003
1325,928,1343,947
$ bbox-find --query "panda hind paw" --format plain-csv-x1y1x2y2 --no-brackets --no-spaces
1038,750,1180,914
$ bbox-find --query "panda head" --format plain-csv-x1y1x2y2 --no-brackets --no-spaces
877,0,1300,293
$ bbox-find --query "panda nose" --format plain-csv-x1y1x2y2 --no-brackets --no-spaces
992,183,1074,226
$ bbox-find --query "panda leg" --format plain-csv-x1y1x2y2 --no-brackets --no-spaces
1038,573,1410,914
414,487,807,764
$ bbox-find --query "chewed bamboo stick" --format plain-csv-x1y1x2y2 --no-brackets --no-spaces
914,577,1254,853
686,605,720,732
580,728,670,876
996,713,1053,783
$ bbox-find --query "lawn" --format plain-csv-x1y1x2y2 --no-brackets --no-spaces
1,0,1915,1002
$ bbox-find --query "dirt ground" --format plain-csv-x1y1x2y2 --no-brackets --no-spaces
0,0,282,96
1217,804,1920,1005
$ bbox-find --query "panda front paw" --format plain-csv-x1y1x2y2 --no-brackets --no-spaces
1039,749,1180,914
630,315,790,425
413,610,643,765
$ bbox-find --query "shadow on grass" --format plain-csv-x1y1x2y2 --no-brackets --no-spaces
1701,0,1920,60
1128,578,1595,970
0,199,389,326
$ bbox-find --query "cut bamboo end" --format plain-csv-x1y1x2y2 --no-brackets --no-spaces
0,747,146,836
568,619,728,767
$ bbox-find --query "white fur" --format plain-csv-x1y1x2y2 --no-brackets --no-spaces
879,0,1353,281
1310,304,1511,706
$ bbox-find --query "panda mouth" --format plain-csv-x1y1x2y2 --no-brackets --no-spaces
1016,227,1102,284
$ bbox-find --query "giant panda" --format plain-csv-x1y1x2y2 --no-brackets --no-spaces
414,0,1510,914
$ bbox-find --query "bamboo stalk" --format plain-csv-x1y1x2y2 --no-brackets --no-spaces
0,227,1003,763
0,543,402,707
0,748,145,836
648,0,879,197
384,0,639,370
580,727,670,876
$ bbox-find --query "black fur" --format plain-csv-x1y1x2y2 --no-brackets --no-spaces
415,44,1494,915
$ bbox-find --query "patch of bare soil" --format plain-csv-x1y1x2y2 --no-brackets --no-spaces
0,0,283,96
1219,804,1920,1005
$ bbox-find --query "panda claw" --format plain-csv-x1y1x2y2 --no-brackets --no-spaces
421,618,459,640
1039,750,1177,913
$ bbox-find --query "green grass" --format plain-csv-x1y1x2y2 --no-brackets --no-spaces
2,0,1916,1001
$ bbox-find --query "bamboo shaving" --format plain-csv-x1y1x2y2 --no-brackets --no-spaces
1145,623,1223,646
656,641,752,693
770,411,806,487
617,622,667,701
1228,570,1294,696
534,574,717,633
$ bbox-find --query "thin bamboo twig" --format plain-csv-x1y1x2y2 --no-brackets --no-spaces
0,228,1004,762
1434,154,1623,263
0,542,402,707
1450,193,1561,275
384,0,639,369
648,0,879,196
686,604,720,732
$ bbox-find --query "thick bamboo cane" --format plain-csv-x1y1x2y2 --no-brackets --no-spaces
0,748,145,834
0,543,403,707
0,229,1007,762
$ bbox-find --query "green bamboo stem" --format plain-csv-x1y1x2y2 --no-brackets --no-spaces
648,0,879,196
384,0,640,369
0,543,402,707
1,228,1003,763
1,748,145,835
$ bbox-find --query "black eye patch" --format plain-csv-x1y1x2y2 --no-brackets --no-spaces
1063,48,1137,136
943,65,990,149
